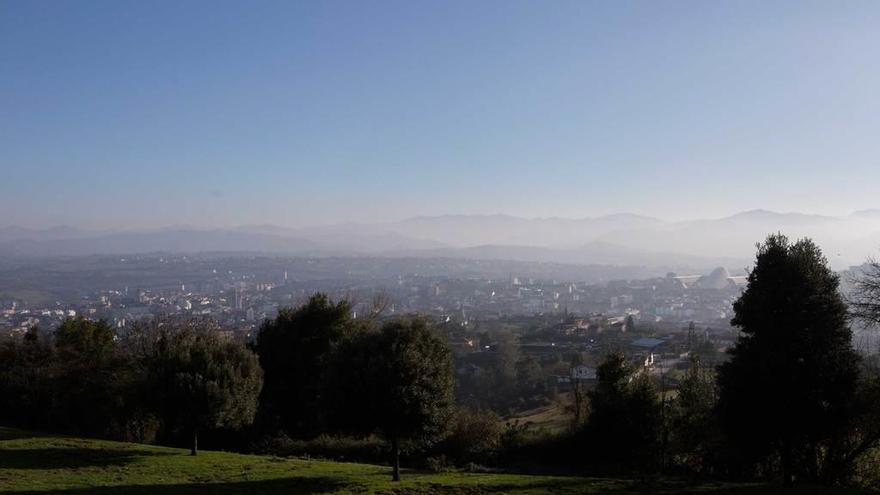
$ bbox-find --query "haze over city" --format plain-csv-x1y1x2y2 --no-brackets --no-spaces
5,2,880,493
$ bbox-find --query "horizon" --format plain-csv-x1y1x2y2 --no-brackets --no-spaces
3,1,880,229
4,207,880,232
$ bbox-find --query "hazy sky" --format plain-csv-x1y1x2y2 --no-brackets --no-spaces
2,1,879,229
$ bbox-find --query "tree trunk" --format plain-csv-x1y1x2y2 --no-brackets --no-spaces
191,429,198,456
391,435,400,482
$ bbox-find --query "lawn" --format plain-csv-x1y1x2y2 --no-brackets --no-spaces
0,427,869,494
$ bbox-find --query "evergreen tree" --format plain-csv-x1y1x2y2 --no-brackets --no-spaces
52,318,128,436
669,357,718,472
717,234,859,485
254,293,357,437
0,327,55,429
583,353,661,470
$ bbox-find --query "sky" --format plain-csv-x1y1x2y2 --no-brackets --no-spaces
2,0,880,229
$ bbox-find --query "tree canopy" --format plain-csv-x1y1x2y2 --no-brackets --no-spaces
144,327,262,455
335,319,455,481
717,234,860,485
583,352,661,471
254,293,357,437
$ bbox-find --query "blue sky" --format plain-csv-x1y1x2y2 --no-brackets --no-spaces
2,0,879,229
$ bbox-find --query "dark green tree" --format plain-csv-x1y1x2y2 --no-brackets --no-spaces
515,355,543,395
583,353,661,470
254,293,357,437
145,328,262,455
441,407,503,465
717,234,860,486
334,319,455,481
0,327,55,429
52,318,128,436
55,317,115,363
669,357,718,472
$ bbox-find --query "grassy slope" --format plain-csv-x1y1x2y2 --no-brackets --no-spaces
0,427,870,495
507,396,572,434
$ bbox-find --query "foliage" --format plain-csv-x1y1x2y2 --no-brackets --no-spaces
668,357,718,472
254,294,357,437
334,319,455,480
0,328,55,429
51,318,132,437
717,234,860,485
835,364,880,486
252,431,387,464
582,353,661,471
440,408,503,465
142,327,263,455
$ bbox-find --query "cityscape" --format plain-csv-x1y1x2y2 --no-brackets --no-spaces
0,255,744,338
4,1,880,493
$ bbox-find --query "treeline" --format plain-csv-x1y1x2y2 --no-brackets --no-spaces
0,318,264,452
522,234,880,487
3,234,880,487
0,295,457,481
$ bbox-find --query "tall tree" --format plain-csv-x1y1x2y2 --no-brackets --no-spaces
583,353,661,471
334,319,455,481
669,357,718,472
52,318,127,436
145,327,262,455
717,234,860,486
0,327,55,429
254,293,357,437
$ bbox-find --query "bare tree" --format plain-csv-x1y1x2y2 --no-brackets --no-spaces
850,258,880,327
369,289,393,320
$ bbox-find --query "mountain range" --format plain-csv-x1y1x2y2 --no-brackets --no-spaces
3,210,880,271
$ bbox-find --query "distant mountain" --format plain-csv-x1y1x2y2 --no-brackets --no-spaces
2,209,879,270
852,209,880,219
388,240,748,272
0,229,320,257
0,225,94,243
389,213,663,247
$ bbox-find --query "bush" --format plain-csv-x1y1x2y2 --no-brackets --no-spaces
853,447,880,489
253,433,387,463
426,455,453,473
112,411,161,444
440,408,502,465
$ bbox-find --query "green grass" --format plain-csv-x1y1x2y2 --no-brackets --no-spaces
0,427,871,494
507,395,573,434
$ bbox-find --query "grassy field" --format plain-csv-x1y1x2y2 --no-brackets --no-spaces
0,427,871,494
507,398,572,434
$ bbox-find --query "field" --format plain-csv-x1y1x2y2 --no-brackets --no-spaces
0,427,871,494
507,397,572,434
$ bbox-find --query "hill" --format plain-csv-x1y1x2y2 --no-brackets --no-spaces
0,427,869,494
4,209,880,269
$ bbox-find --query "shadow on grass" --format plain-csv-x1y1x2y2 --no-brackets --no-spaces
401,476,873,495
0,447,170,470
0,427,48,442
8,477,351,495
